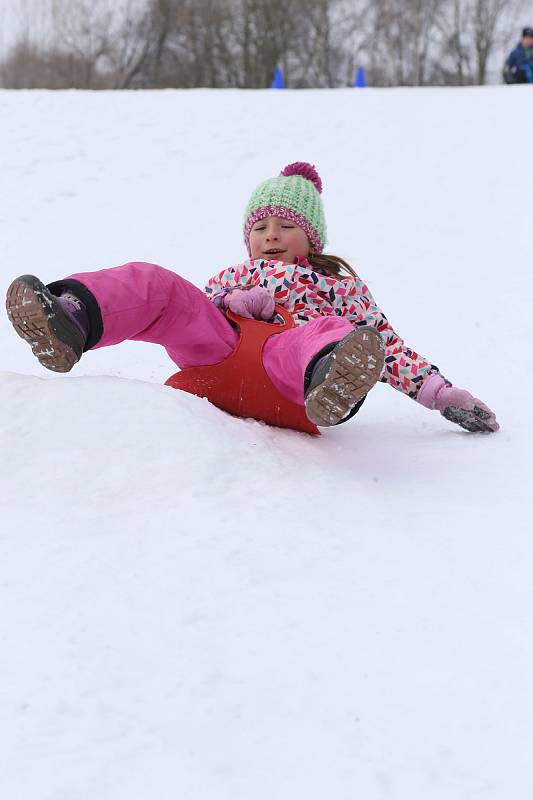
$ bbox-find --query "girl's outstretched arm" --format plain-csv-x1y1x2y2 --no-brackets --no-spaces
344,282,440,399
346,281,499,432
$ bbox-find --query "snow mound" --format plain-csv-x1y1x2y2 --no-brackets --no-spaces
2,368,530,800
0,371,320,528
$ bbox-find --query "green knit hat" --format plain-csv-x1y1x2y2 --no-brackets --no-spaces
244,162,327,255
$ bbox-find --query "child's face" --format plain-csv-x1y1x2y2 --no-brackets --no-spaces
249,216,310,262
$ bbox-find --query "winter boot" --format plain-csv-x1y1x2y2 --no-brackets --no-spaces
6,275,89,373
304,325,385,427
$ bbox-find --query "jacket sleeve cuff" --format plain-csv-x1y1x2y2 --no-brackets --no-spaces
209,288,233,309
416,373,448,409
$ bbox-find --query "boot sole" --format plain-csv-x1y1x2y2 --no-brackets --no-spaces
305,326,385,427
5,275,83,373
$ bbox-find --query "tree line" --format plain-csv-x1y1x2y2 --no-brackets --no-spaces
0,0,528,89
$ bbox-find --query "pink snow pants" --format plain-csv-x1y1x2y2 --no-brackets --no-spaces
64,262,354,405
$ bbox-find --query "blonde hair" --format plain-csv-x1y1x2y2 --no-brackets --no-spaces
307,252,359,281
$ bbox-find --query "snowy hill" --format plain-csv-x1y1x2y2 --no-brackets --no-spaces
1,86,532,800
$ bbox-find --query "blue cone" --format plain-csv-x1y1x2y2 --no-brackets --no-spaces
271,67,285,89
353,67,367,88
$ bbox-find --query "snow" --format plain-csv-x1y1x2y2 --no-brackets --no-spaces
1,86,532,799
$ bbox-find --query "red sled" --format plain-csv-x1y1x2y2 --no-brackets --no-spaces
165,305,320,436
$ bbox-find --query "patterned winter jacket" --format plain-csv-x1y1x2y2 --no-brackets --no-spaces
205,257,441,400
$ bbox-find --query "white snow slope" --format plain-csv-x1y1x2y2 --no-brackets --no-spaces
1,86,532,800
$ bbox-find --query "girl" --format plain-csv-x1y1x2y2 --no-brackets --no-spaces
5,162,498,433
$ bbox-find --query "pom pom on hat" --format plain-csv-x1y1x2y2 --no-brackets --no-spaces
243,161,327,255
280,162,323,194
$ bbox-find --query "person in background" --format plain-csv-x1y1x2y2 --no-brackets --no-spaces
503,27,533,84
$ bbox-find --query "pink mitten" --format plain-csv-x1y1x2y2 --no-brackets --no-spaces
222,286,275,321
417,374,499,433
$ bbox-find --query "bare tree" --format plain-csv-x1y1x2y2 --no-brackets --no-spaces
434,0,474,84
235,0,299,87
362,0,446,86
433,0,523,84
0,0,529,89
103,1,162,89
46,0,113,88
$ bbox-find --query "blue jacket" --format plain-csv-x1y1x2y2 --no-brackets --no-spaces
504,44,533,82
